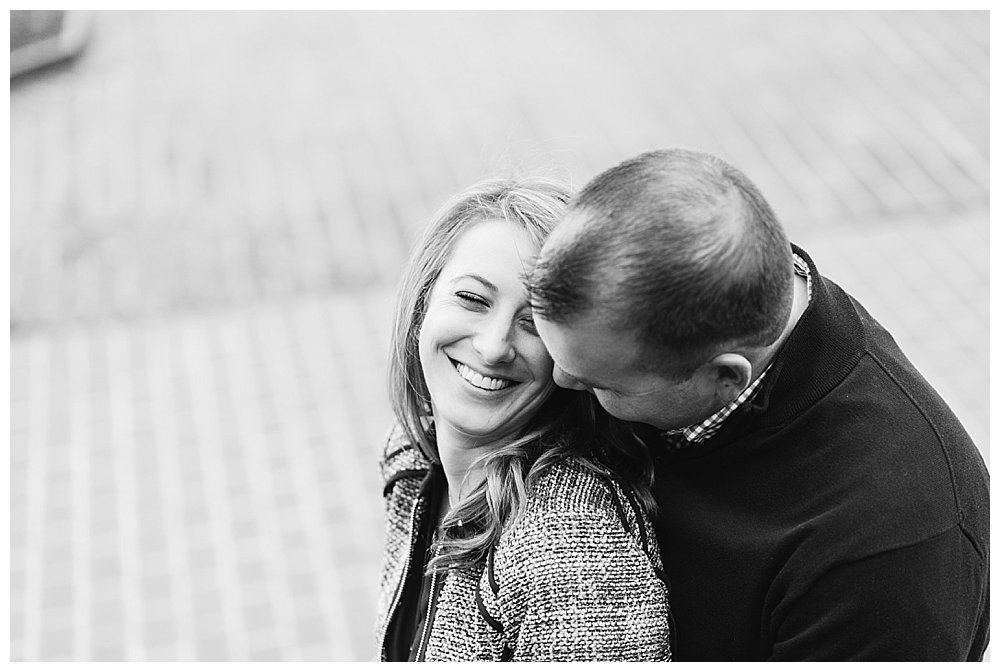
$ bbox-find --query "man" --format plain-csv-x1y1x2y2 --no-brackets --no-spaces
528,148,989,661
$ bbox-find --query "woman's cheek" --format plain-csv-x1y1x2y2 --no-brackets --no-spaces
527,342,555,377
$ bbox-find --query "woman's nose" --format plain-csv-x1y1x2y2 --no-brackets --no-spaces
473,317,516,365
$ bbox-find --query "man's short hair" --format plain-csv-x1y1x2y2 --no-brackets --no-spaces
529,148,794,377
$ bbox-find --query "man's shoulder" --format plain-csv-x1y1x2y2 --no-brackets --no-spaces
811,289,986,489
775,267,982,468
757,342,989,556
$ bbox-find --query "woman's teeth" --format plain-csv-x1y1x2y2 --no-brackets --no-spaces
454,362,513,391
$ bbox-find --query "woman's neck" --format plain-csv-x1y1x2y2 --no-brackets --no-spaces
433,423,497,510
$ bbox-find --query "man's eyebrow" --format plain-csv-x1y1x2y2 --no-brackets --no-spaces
451,274,498,293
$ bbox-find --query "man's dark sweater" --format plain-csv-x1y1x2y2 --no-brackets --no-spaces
648,245,989,661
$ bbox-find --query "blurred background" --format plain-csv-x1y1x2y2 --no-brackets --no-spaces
9,10,989,662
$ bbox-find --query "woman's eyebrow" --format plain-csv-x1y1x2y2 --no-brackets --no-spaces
451,274,498,293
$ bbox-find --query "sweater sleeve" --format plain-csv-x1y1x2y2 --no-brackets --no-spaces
494,500,672,661
770,525,988,661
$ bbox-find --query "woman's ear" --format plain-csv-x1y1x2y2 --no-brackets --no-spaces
708,353,753,405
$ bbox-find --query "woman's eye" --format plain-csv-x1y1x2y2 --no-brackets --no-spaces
519,315,538,335
455,291,487,308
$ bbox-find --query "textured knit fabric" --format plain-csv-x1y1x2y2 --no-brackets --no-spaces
375,424,672,662
646,244,989,661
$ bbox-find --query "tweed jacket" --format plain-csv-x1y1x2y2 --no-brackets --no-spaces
376,424,672,662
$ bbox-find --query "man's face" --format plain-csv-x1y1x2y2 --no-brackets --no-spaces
534,311,721,431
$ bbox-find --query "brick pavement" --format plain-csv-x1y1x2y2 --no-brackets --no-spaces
9,10,989,661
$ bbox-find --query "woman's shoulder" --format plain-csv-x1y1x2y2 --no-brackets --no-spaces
493,454,665,581
506,457,643,539
512,455,660,558
524,456,627,514
481,456,671,662
379,421,431,492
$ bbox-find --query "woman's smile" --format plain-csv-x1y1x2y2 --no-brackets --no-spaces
450,358,517,392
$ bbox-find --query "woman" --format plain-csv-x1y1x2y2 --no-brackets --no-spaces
376,177,671,662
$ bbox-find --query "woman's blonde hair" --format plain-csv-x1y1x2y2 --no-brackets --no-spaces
388,176,654,572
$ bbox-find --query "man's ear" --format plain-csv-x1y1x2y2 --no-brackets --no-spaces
708,353,753,405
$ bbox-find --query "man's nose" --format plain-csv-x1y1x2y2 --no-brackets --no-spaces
473,318,516,365
553,365,587,391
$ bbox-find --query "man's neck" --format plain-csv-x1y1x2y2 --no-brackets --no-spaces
751,270,810,374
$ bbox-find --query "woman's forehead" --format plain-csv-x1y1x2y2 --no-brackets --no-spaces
441,219,540,276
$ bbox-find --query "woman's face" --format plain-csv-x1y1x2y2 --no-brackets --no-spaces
418,218,556,447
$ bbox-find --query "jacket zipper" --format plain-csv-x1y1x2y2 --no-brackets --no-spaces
415,560,441,661
379,496,424,661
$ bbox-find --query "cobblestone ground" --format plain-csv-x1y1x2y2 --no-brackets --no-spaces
10,10,989,662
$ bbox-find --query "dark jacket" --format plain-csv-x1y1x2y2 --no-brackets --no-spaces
648,244,989,661
376,424,672,661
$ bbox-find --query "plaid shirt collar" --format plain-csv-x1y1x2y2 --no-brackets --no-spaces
662,253,812,445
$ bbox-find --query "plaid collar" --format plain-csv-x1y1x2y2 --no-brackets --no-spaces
662,253,812,445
